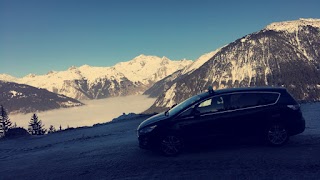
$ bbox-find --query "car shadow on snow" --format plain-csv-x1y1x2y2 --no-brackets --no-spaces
136,136,268,157
141,134,316,157
181,136,264,153
180,132,320,156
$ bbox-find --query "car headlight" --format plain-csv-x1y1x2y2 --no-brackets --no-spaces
139,125,157,135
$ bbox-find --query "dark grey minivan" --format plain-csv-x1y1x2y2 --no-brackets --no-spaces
137,87,305,156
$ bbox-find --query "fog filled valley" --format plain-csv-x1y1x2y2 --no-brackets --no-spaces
0,102,319,179
9,95,156,129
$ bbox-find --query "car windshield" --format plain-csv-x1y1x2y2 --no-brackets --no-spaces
168,94,202,116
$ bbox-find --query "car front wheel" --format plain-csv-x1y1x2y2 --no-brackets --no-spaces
160,134,183,156
266,123,289,146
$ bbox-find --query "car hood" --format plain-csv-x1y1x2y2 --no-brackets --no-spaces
137,112,168,130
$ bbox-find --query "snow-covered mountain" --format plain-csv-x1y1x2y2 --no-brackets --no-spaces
143,49,221,98
265,18,320,33
0,81,83,114
145,18,320,113
0,74,17,82
1,55,192,100
114,54,191,84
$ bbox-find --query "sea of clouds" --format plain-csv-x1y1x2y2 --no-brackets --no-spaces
10,95,156,130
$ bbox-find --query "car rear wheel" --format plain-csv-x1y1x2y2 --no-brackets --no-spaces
266,123,289,146
160,135,183,156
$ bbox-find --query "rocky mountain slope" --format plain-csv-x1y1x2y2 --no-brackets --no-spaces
0,55,192,100
0,81,83,114
145,18,320,113
144,49,222,98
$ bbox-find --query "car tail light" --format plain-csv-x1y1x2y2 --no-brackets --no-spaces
287,104,300,111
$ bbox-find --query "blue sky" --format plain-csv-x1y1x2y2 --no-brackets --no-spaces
1,0,319,77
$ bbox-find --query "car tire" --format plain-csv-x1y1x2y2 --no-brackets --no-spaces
266,123,289,146
160,134,183,156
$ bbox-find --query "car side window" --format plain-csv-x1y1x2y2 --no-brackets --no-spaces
228,92,279,110
178,106,195,117
230,93,262,109
196,96,225,114
198,99,212,108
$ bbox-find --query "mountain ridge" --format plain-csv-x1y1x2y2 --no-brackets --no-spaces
145,18,320,113
0,55,192,100
0,80,83,114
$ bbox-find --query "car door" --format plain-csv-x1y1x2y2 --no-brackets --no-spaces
225,92,278,137
173,95,228,142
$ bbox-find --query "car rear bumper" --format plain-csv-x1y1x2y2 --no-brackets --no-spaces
289,117,305,136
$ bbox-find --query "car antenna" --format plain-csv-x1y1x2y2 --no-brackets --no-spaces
208,86,214,94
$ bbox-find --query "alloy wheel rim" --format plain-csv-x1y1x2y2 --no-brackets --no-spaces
161,136,182,155
268,125,288,145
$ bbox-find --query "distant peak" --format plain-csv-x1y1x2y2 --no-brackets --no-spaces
132,54,152,61
0,73,14,77
68,66,78,71
78,64,92,70
299,18,320,22
131,54,161,63
161,56,170,60
265,18,320,33
137,54,147,57
134,54,155,59
25,73,36,78
81,64,91,68
46,70,56,75
0,74,17,81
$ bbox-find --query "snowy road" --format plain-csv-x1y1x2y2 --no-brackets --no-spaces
1,103,320,179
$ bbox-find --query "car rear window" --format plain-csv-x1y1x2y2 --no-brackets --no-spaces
258,93,279,105
277,91,299,105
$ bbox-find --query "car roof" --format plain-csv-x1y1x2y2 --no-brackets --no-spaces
216,86,286,94
199,86,287,97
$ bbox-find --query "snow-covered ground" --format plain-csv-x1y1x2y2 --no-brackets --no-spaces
10,95,156,129
0,102,319,179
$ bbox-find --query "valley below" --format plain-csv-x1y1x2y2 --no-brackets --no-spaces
0,102,319,179
9,95,156,129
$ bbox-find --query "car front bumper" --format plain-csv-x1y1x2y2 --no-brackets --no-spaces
138,133,159,150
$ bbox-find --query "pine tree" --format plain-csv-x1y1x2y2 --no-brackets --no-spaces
48,125,56,134
28,114,46,135
0,105,12,137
